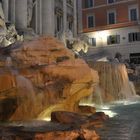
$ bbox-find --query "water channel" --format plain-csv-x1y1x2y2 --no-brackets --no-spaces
96,96,140,140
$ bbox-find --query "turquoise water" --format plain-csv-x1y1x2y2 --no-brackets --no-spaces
96,97,140,140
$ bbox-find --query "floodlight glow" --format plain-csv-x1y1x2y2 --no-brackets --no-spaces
41,117,51,121
94,30,110,46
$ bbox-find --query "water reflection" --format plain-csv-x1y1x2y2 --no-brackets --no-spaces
96,97,140,140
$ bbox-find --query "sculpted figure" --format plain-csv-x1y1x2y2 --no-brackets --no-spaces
0,0,23,47
27,0,37,27
72,39,89,54
57,29,89,54
0,0,7,45
57,29,74,47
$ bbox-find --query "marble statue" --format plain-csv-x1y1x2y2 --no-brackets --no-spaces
57,29,89,55
72,39,89,54
57,29,74,47
0,0,5,20
0,0,23,47
27,0,37,27
0,0,7,45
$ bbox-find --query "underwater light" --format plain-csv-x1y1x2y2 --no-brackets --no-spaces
79,102,94,107
41,117,51,121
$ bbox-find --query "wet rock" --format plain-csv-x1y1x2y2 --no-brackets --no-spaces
0,126,100,140
0,119,101,140
0,74,16,92
0,98,17,120
34,129,99,140
34,131,79,140
0,37,99,121
11,37,75,66
134,82,140,95
51,111,109,129
81,112,109,129
51,111,87,125
79,105,96,114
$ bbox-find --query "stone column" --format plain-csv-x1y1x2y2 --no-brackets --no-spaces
77,0,83,34
42,0,55,35
2,0,9,22
15,0,28,29
35,0,38,33
63,0,67,31
10,0,16,24
35,0,42,34
73,0,77,37
39,0,42,34
35,0,42,35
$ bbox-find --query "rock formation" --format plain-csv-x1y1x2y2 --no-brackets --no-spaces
0,37,99,121
0,111,109,140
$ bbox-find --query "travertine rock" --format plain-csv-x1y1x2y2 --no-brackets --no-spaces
0,74,16,93
34,129,100,140
0,126,100,140
79,105,96,114
0,37,99,121
51,111,108,129
11,37,75,66
51,111,87,124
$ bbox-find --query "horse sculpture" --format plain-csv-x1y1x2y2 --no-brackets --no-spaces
57,29,89,55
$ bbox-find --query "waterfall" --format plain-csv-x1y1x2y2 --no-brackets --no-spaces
10,75,37,120
5,57,13,67
94,85,103,105
88,62,137,104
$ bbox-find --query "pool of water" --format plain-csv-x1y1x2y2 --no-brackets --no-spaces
96,96,140,140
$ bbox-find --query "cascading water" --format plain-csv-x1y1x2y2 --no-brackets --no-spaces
10,75,38,120
93,85,104,105
5,57,12,67
78,62,140,140
87,62,137,104
80,61,138,119
79,61,140,123
80,85,103,106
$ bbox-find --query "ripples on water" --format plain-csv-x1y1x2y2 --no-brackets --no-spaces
96,96,140,140
1,96,140,139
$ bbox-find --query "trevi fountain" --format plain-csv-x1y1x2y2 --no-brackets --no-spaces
0,1,140,140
